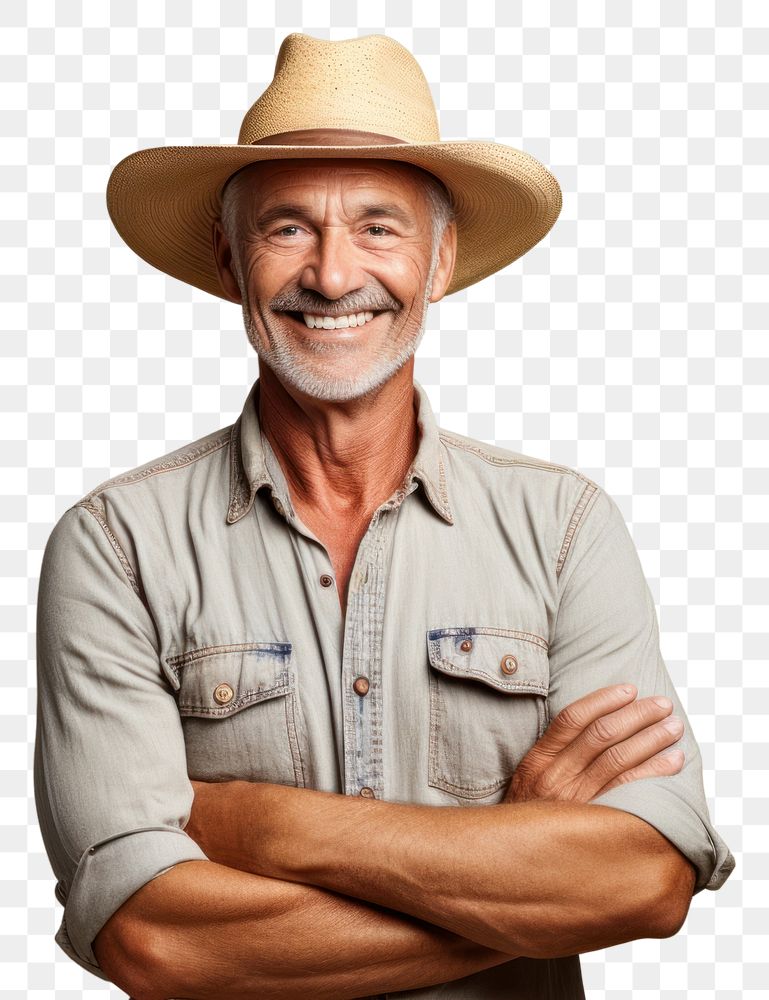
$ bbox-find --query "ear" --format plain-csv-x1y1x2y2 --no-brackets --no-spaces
428,220,458,304
211,220,243,304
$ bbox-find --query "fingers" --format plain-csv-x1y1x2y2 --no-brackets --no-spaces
532,684,639,756
591,747,685,797
566,695,681,761
519,689,685,800
578,712,685,792
507,683,687,806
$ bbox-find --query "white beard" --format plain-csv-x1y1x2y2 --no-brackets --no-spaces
237,250,440,403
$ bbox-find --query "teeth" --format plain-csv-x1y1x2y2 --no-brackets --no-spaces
302,310,379,329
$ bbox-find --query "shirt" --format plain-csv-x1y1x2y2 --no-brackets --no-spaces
34,375,735,999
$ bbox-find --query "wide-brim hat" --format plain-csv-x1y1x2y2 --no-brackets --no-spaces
106,32,562,300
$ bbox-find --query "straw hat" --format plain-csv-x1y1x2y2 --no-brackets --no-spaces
106,32,562,299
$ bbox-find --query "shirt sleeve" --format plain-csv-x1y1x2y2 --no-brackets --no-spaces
34,502,209,980
547,484,735,895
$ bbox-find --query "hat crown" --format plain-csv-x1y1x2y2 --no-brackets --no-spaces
237,33,441,145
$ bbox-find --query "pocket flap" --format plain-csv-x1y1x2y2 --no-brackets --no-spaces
167,641,293,718
426,627,549,695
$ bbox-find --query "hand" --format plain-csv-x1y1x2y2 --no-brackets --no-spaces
503,683,685,805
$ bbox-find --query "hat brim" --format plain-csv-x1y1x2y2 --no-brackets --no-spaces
106,140,562,300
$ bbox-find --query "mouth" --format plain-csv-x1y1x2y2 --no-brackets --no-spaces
281,309,387,331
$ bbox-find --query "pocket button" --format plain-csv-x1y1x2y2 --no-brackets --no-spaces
500,655,518,675
213,682,235,704
459,639,473,652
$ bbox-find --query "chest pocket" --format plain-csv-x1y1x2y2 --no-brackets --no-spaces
166,641,306,787
426,627,550,801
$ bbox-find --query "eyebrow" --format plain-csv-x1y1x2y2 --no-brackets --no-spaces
254,202,414,229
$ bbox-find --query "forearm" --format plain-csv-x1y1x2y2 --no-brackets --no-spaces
93,858,516,1000
188,781,693,959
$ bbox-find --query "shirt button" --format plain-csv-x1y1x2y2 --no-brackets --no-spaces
500,655,518,675
320,574,334,588
459,639,473,652
213,682,235,704
359,786,376,798
353,675,370,696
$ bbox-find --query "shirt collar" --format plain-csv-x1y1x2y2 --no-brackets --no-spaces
227,377,454,526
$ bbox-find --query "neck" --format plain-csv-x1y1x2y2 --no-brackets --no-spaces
256,363,420,520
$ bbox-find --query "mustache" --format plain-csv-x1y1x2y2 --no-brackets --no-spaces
270,286,401,316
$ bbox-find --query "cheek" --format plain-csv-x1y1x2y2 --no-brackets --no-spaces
240,245,304,293
371,249,432,296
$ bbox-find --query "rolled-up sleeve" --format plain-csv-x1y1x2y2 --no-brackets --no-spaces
548,485,735,894
34,503,208,979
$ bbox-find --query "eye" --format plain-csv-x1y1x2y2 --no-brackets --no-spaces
277,226,300,237
366,225,390,237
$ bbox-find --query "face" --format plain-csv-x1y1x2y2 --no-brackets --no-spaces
213,158,456,402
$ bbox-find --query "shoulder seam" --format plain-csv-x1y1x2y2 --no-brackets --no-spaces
556,482,601,580
80,428,231,504
76,501,142,599
439,430,596,483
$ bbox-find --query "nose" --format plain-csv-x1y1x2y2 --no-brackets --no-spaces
299,227,366,303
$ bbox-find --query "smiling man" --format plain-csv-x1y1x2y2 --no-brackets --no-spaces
34,32,733,1000
211,156,457,610
223,159,446,401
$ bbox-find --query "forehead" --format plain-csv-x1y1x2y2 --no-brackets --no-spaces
226,157,430,207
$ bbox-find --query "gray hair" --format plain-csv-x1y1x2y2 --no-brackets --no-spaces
219,161,455,286
413,168,456,256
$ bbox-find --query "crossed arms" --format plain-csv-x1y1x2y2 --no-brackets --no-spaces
37,497,724,999
93,683,696,1000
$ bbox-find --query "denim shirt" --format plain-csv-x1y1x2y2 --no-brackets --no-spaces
34,376,735,998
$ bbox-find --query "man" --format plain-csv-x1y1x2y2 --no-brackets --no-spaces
34,32,733,999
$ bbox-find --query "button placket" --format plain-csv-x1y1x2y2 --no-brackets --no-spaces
340,506,395,799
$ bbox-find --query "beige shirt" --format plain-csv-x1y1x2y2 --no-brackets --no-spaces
34,376,734,998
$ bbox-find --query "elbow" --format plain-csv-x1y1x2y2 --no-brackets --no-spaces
95,916,252,1000
94,907,187,1000
647,853,697,940
93,914,160,999
98,931,203,1000
515,851,698,959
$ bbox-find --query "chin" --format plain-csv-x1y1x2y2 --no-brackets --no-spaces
244,311,427,403
277,366,394,403
262,347,414,403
